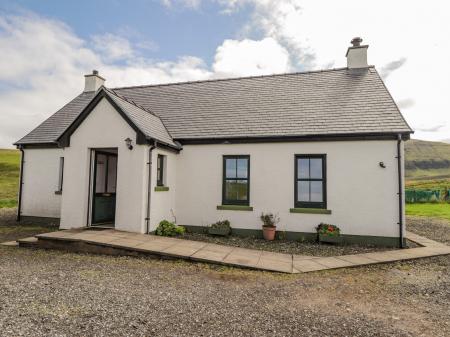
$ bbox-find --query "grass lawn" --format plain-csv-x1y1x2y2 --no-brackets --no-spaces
0,149,20,208
406,203,450,221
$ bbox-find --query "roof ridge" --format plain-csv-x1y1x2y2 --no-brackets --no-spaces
111,66,375,91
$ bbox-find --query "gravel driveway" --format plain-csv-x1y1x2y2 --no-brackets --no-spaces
0,210,449,337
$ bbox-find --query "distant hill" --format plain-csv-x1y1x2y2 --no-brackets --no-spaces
405,139,450,180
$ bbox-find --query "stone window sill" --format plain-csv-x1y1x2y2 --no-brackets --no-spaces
290,208,331,214
217,205,253,211
154,186,169,192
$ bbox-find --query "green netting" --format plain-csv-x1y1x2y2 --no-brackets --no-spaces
405,189,441,203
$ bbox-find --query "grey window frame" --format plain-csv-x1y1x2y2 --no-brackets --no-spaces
222,155,250,206
57,157,64,193
156,154,165,186
294,154,327,209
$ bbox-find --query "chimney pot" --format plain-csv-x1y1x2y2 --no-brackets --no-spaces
346,37,368,69
84,70,105,92
351,37,363,47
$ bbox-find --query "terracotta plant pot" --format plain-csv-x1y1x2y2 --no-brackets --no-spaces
262,226,276,241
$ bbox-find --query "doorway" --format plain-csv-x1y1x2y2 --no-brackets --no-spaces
91,149,118,227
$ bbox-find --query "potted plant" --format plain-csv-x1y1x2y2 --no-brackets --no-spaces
317,223,342,244
208,220,231,236
260,213,279,241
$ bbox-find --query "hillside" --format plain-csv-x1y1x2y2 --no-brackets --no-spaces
0,149,20,208
405,139,450,180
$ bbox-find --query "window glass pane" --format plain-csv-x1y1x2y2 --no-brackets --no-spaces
106,156,117,193
225,159,236,178
298,158,309,179
297,181,310,202
95,154,107,193
310,159,322,179
236,158,248,178
310,181,323,202
225,180,248,201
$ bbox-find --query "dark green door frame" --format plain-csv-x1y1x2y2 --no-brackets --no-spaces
91,149,118,226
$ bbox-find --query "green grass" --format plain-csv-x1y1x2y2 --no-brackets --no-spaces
0,149,20,208
405,139,450,179
406,203,450,221
406,178,450,190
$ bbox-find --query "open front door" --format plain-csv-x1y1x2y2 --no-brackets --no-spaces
92,150,117,226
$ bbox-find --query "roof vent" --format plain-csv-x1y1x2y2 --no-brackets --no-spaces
84,70,105,92
346,37,368,69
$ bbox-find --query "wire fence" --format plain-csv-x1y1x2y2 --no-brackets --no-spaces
405,189,450,203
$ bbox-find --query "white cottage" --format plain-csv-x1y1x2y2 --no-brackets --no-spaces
15,38,413,247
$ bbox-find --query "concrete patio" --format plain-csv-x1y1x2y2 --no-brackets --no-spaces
8,229,450,273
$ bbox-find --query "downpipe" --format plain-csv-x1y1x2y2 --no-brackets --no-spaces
145,142,157,234
16,146,24,222
397,134,405,248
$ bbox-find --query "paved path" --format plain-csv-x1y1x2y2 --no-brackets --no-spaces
8,229,450,273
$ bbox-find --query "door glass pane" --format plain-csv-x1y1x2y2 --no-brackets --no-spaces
310,181,323,202
107,156,117,193
225,180,248,201
297,181,310,202
95,154,107,193
310,159,322,179
225,159,236,178
236,158,248,178
298,159,309,179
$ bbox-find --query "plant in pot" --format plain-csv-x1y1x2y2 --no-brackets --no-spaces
260,213,279,241
317,223,342,244
208,220,232,236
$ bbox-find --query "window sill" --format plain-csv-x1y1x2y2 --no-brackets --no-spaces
154,186,169,192
217,205,253,211
54,191,62,195
290,208,331,214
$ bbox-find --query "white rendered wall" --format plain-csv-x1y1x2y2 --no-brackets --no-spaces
20,148,63,218
175,140,403,238
148,148,178,231
59,98,148,233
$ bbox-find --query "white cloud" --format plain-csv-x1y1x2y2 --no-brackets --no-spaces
161,0,202,10
213,38,290,77
91,33,135,62
0,13,212,148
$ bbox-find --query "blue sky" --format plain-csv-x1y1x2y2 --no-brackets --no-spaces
0,0,449,147
1,0,251,64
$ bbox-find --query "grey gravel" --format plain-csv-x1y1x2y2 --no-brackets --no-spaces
0,209,449,337
181,232,400,256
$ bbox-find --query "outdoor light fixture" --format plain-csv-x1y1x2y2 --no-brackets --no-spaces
379,161,386,168
125,137,133,150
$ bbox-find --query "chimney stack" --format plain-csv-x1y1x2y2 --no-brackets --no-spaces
346,37,368,69
84,70,105,92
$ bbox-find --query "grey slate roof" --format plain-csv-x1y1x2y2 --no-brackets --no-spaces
15,91,96,144
103,88,177,147
15,66,412,146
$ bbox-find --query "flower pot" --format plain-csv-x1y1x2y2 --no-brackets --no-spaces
318,234,343,244
208,227,231,236
262,226,276,241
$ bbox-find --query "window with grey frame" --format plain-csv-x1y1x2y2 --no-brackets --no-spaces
156,154,165,186
295,154,326,209
56,157,64,193
222,155,250,205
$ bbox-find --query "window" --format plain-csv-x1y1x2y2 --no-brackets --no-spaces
295,155,326,209
222,155,250,205
156,154,165,186
57,157,64,193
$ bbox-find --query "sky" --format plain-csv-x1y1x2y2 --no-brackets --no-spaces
0,0,449,148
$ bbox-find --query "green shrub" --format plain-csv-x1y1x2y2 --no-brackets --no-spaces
155,220,185,237
210,220,231,230
316,223,340,237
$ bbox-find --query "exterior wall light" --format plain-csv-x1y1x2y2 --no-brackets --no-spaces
379,161,386,168
125,137,133,150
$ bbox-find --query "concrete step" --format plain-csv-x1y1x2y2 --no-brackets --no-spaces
17,236,39,248
0,240,19,247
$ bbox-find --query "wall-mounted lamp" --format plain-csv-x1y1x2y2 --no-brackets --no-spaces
124,137,133,150
379,161,386,168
